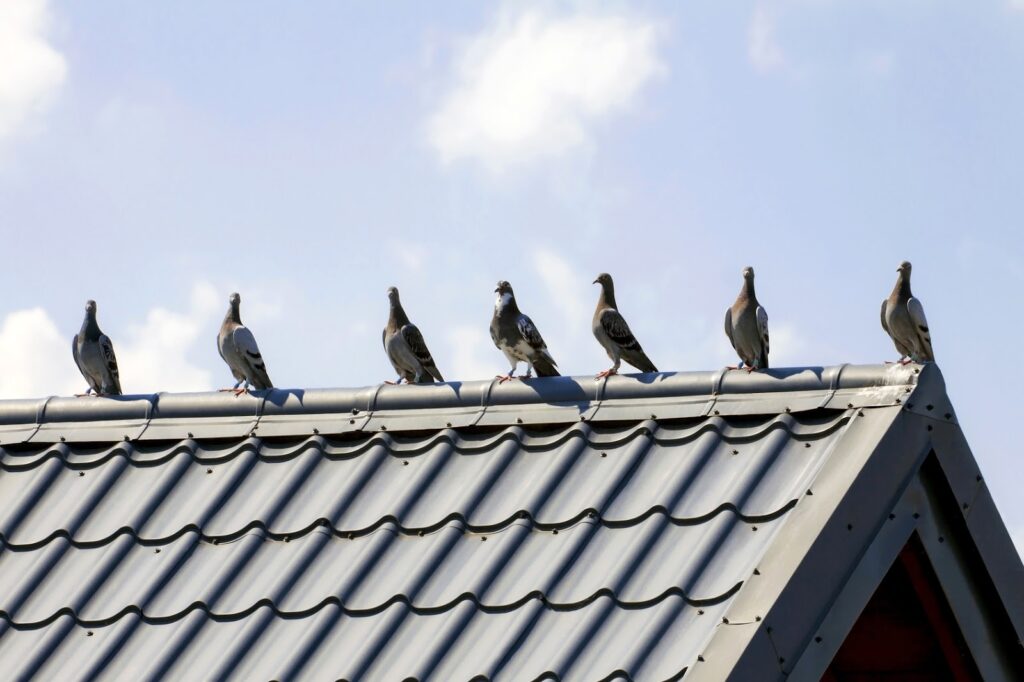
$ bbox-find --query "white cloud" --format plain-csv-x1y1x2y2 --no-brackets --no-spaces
0,282,222,399
445,324,498,381
534,250,588,333
747,5,784,74
1010,0,1024,12
428,5,665,171
0,308,81,398
116,283,222,394
0,0,67,141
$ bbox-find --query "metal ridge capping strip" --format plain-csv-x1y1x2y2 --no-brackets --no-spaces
0,365,923,444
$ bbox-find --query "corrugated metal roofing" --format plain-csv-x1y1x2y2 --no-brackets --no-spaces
0,364,1018,681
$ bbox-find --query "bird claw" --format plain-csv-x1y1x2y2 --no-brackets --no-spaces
496,374,515,384
595,369,617,379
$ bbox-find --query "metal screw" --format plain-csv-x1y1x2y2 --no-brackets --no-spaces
78,471,84,477
516,418,523,424
446,422,452,428
402,460,409,466
154,548,161,554
313,428,320,435
804,443,811,448
187,432,194,438
206,468,213,474
732,449,739,455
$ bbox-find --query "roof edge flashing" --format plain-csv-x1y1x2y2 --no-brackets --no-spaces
0,364,929,433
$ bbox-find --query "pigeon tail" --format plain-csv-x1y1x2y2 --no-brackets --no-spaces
622,348,658,374
531,355,560,377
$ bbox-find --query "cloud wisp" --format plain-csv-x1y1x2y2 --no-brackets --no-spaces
747,5,785,74
428,5,665,172
0,0,67,142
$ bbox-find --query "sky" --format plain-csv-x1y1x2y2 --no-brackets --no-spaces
1,1,1023,553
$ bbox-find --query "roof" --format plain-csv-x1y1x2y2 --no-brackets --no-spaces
0,364,1020,681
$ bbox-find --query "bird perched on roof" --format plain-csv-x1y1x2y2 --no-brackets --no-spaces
217,292,273,395
592,273,658,378
383,287,444,384
724,266,769,372
881,261,934,364
490,280,560,382
72,300,122,396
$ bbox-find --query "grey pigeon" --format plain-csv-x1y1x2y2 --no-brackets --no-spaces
592,273,658,377
881,261,934,364
72,300,122,396
724,266,769,371
383,287,444,384
490,280,560,382
217,292,273,395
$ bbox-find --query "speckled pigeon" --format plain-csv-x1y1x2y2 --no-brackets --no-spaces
217,292,273,395
592,273,657,377
490,280,560,382
72,300,122,396
383,287,444,384
724,266,769,371
881,261,934,364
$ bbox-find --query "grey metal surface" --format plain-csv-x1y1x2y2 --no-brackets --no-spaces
0,364,1016,681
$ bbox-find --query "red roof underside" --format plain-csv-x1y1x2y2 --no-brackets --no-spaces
823,535,979,682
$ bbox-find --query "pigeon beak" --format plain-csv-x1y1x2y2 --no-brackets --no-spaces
592,279,599,285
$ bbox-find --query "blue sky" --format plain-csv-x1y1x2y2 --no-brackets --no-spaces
1,1,1023,552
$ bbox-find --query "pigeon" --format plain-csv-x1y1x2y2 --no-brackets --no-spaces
72,300,122,396
724,266,769,372
881,260,934,364
217,292,273,395
382,287,444,384
592,273,658,378
490,280,560,382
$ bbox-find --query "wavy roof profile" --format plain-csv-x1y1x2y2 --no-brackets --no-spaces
0,364,1020,681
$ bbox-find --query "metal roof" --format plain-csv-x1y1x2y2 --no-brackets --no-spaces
0,364,1020,681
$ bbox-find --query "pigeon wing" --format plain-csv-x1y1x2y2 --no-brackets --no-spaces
756,305,770,357
401,323,434,367
402,323,443,382
72,334,85,376
517,314,548,352
600,308,642,351
880,300,890,335
232,325,273,389
724,308,735,349
907,297,934,360
99,334,122,394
